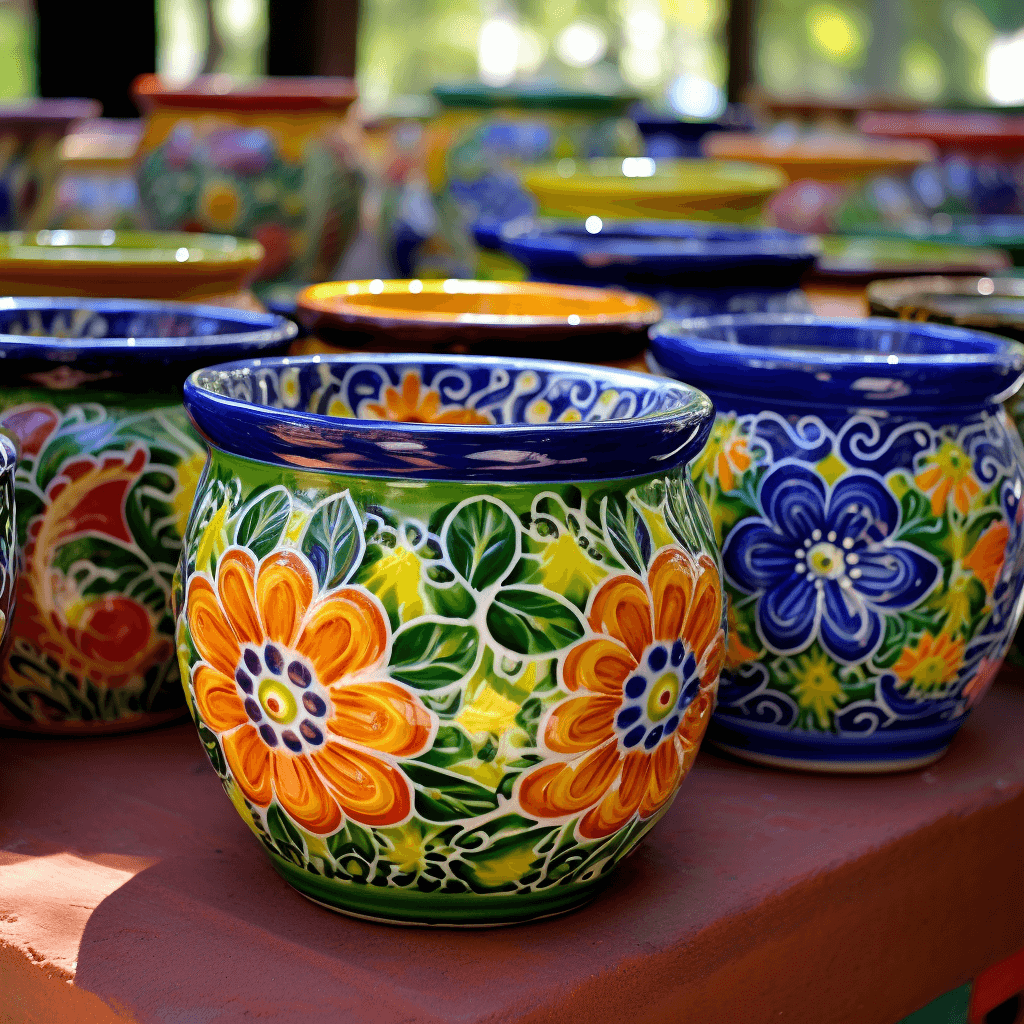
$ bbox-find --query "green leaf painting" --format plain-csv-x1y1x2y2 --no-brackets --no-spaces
444,497,518,590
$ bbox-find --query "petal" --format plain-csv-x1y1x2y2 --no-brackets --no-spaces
579,750,651,840
915,465,942,492
217,548,261,646
758,573,819,654
562,637,634,696
271,752,343,835
223,724,273,806
256,551,314,647
929,481,950,517
819,580,882,663
718,455,734,494
700,629,727,687
312,743,412,827
517,740,621,819
416,390,441,420
654,548,723,657
401,373,421,410
187,574,240,678
853,544,940,608
759,463,828,543
827,472,900,544
722,519,799,595
543,693,618,754
638,739,683,819
296,588,388,685
677,690,713,759
328,680,433,756
588,576,653,660
193,663,247,733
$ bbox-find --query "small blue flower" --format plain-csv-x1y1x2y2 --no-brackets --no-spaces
722,463,940,664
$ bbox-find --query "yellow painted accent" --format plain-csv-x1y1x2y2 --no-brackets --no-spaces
791,648,846,728
172,451,207,539
196,502,230,575
362,545,424,620
470,846,537,887
457,684,522,737
381,822,429,874
539,531,608,594
816,452,847,487
641,506,676,550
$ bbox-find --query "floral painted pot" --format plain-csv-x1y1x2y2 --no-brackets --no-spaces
649,314,1024,773
0,434,16,655
294,279,661,367
131,75,363,286
0,299,297,733
478,218,818,318
177,353,723,925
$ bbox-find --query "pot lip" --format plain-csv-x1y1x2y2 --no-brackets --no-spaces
651,312,1024,370
813,235,1012,277
295,279,663,332
0,297,298,356
131,73,357,112
497,217,821,263
702,132,936,168
0,98,101,128
431,81,637,112
0,230,263,270
184,351,714,471
868,274,1024,313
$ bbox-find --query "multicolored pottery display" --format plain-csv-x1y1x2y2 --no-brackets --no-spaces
178,353,722,924
649,315,1024,772
520,157,786,223
0,230,264,308
843,216,1024,268
478,218,818,317
294,279,661,365
0,299,297,733
809,235,1012,282
0,434,15,656
131,75,363,285
0,99,101,231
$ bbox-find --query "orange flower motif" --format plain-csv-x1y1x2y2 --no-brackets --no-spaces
186,547,435,835
915,440,980,516
364,372,493,425
692,415,750,493
725,594,761,670
517,547,725,840
892,630,965,696
964,520,1009,594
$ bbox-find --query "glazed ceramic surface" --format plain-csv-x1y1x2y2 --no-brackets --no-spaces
178,353,723,924
0,299,297,733
294,279,661,362
520,157,786,223
0,435,16,655
632,105,756,159
846,216,1024,267
0,229,263,306
649,315,1024,772
0,99,100,230
483,218,818,317
132,75,363,285
811,235,1012,281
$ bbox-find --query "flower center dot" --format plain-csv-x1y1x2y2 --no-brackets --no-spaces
259,678,298,725
807,541,845,579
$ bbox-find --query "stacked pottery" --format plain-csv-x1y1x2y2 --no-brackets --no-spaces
0,299,296,732
176,352,723,923
649,314,1024,771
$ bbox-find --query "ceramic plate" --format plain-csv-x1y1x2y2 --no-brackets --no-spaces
811,235,1012,280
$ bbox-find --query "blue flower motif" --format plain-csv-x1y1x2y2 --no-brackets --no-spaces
722,463,941,664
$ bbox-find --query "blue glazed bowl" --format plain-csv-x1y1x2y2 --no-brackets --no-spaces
479,218,819,318
649,314,1024,773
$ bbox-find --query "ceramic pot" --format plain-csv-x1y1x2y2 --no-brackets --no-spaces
0,435,15,656
0,299,297,734
478,218,818,318
178,353,722,925
520,157,786,224
294,279,661,368
0,99,101,230
0,229,265,310
649,314,1024,773
632,104,757,159
131,75,363,286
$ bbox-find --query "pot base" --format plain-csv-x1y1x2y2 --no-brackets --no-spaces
268,851,610,927
709,740,949,775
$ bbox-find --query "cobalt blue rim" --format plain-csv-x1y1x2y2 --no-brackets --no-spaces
183,352,715,482
648,313,1024,410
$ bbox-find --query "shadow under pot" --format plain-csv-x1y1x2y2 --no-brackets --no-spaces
180,353,720,925
648,314,1024,773
477,218,819,318
0,298,297,734
0,435,16,657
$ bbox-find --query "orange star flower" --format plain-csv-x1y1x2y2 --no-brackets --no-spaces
186,547,435,835
964,520,1009,594
517,547,725,840
364,371,493,425
915,440,980,516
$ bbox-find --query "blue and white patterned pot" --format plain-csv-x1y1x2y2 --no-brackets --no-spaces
478,218,819,318
649,314,1024,773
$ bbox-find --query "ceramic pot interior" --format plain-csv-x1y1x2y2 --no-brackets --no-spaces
0,229,262,265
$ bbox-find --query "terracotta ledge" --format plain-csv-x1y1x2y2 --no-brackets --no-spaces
2,674,1023,1024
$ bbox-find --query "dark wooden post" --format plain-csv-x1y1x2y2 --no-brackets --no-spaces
725,0,757,104
267,0,360,78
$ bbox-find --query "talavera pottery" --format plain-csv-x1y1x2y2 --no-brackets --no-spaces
479,218,818,318
844,216,1024,268
294,279,661,365
178,352,723,925
520,157,786,223
0,230,264,309
649,314,1024,773
132,74,363,286
0,298,297,734
632,104,756,159
0,434,16,656
0,99,101,231
809,235,1012,282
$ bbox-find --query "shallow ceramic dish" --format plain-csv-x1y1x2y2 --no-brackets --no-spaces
294,279,662,361
649,314,1024,772
811,235,1012,281
178,351,721,925
0,298,297,734
0,434,15,656
520,158,786,222
851,216,1024,267
480,218,818,317
0,229,264,305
